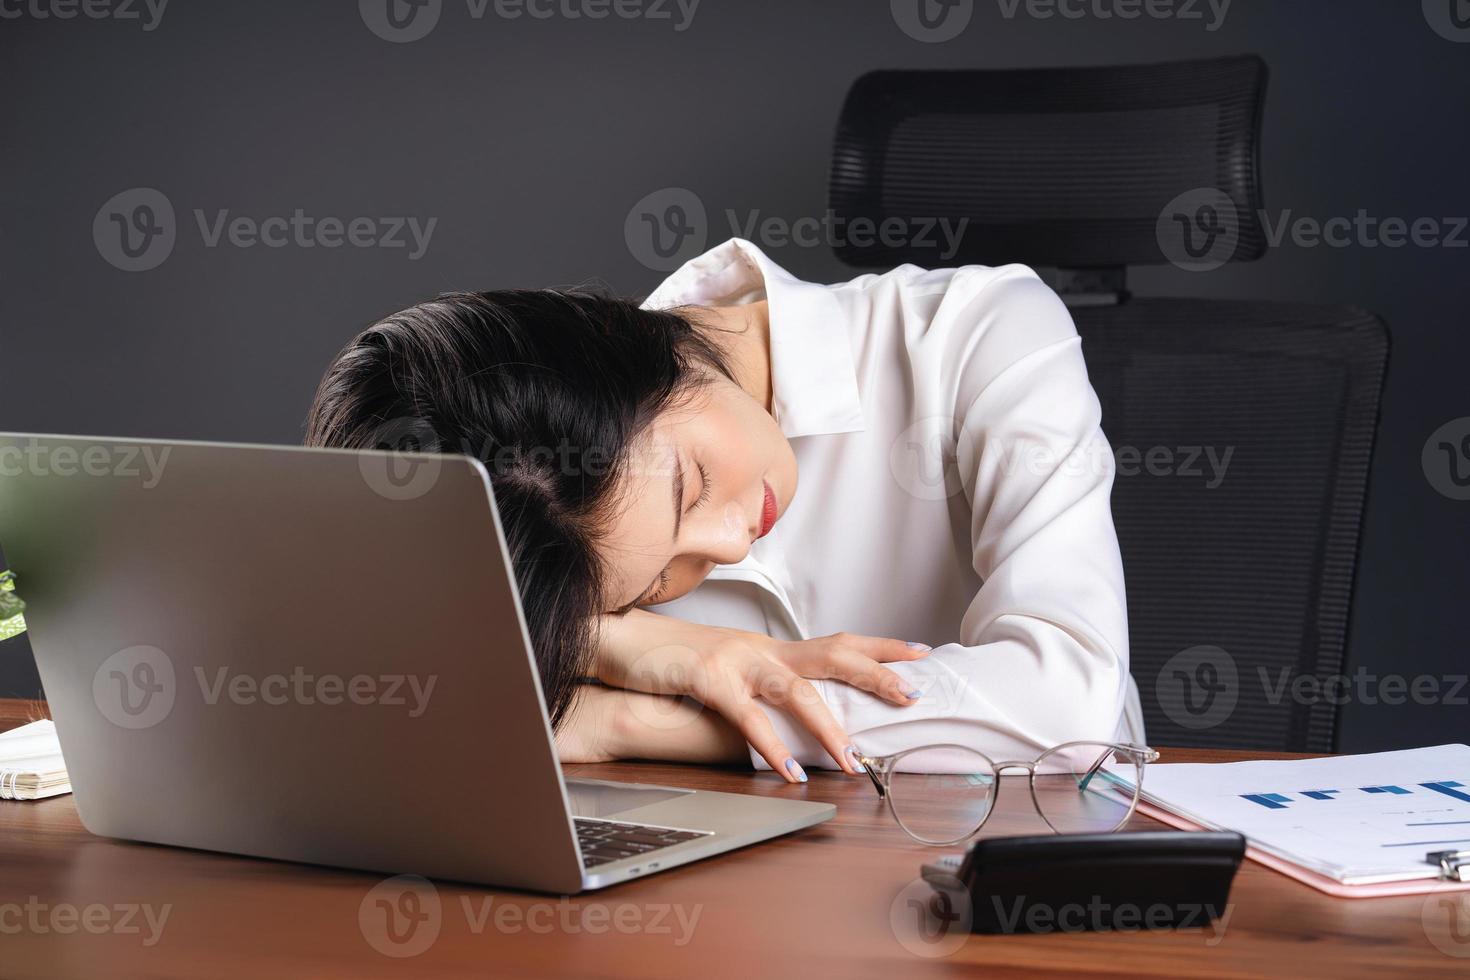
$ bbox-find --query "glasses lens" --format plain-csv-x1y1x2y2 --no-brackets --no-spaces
1032,742,1142,834
885,746,997,845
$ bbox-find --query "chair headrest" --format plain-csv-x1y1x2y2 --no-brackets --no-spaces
829,55,1268,270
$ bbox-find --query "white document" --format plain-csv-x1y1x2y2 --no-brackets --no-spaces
0,718,71,801
1107,744,1470,884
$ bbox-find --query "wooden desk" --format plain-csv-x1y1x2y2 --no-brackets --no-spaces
0,698,1462,977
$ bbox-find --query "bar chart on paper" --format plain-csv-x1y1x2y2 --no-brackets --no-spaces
1107,744,1470,884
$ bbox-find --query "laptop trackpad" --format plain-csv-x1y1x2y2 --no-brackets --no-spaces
565,779,691,817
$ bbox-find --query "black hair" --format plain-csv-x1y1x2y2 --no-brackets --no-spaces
305,289,732,729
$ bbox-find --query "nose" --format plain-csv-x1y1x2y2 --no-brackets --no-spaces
682,499,754,567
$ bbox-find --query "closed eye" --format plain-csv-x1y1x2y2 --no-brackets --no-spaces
692,461,711,509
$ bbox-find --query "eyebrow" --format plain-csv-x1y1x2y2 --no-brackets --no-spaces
612,453,685,617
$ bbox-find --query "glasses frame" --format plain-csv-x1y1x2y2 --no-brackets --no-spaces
855,740,1161,846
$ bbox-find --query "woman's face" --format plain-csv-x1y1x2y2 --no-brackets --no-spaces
601,371,798,613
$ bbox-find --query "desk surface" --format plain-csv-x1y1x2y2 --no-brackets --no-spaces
0,698,1462,978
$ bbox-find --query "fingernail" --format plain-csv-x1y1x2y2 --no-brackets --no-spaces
905,690,923,700
844,745,864,774
907,642,931,651
784,758,808,783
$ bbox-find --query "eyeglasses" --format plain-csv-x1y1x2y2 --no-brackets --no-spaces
855,741,1160,846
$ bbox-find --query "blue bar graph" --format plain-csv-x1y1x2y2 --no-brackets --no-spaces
1422,780,1470,803
1238,779,1469,809
1241,793,1291,809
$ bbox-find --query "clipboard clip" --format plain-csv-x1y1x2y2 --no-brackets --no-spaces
1426,849,1470,882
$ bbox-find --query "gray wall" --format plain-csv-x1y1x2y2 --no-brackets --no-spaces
2,0,1466,751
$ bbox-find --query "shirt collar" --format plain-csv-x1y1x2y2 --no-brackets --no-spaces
642,238,865,438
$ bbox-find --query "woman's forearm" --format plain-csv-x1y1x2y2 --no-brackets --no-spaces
557,683,748,765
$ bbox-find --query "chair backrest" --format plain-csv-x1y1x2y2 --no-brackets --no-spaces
829,57,1389,752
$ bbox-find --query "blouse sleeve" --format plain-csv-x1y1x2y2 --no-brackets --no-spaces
750,271,1131,767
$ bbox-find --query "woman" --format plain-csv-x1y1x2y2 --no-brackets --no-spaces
306,239,1140,782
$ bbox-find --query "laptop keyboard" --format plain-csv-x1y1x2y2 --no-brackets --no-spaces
574,817,712,868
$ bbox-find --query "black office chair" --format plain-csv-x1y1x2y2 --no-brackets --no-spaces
828,56,1389,752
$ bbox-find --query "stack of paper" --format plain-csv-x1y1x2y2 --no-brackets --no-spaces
0,719,71,801
1107,744,1470,887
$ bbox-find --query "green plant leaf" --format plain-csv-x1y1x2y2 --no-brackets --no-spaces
0,570,28,639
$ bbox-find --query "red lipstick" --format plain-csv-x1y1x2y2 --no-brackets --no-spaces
758,480,778,538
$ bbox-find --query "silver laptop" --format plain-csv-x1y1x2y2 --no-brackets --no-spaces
0,432,833,892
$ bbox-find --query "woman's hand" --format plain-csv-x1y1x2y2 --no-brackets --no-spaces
594,610,930,781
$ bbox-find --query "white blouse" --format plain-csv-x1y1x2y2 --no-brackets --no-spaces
642,239,1144,769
